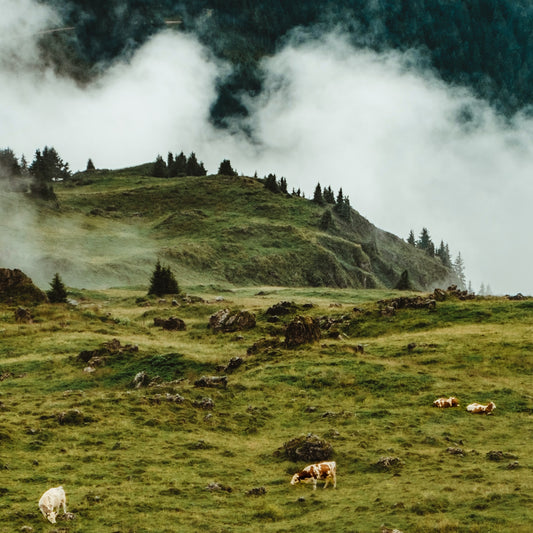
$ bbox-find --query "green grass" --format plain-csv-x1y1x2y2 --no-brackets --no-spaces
24,169,457,292
0,288,532,531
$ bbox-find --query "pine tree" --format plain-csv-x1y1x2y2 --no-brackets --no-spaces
417,227,432,252
167,152,174,171
313,183,324,205
395,270,414,291
171,152,187,177
47,273,68,303
148,260,179,296
152,155,167,177
407,230,416,246
279,177,288,194
453,252,467,290
86,158,95,171
218,159,237,176
319,209,334,231
264,173,280,193
186,153,207,176
323,186,335,204
336,188,344,206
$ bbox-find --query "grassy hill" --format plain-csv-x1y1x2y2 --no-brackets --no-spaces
0,287,531,531
31,168,455,291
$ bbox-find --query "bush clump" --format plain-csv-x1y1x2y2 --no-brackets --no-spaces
276,434,334,462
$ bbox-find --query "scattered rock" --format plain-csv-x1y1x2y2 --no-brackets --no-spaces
14,306,33,323
486,450,519,462
132,371,151,388
445,447,465,456
0,268,48,305
377,295,437,311
153,316,186,331
77,338,138,366
431,285,475,301
373,456,404,472
276,434,334,462
194,375,227,388
381,526,404,533
247,337,281,355
193,397,214,410
209,309,256,332
265,301,298,316
20,526,33,532
507,293,526,300
246,486,266,496
57,409,88,426
220,356,243,373
205,482,232,493
284,315,321,347
507,461,520,470
149,393,185,404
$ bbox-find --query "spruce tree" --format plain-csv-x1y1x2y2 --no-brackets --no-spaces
47,273,68,303
407,230,416,246
218,159,237,176
86,158,95,171
453,252,467,290
279,177,288,194
319,209,334,231
313,183,324,205
395,270,413,291
148,260,179,296
264,173,279,193
172,152,187,177
323,186,335,204
152,155,167,177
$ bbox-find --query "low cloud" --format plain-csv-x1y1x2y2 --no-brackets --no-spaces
0,2,532,294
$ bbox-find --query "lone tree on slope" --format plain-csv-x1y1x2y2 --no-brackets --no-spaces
148,260,180,297
47,273,68,303
218,159,237,176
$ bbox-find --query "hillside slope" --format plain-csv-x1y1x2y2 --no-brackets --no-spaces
36,168,456,290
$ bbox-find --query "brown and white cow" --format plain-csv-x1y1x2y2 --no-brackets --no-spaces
433,397,459,408
290,461,336,490
466,401,496,414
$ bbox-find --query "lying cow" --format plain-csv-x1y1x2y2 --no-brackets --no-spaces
290,461,336,490
433,397,459,408
466,401,496,414
39,486,67,524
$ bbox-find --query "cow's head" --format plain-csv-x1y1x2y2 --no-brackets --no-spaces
290,473,301,485
450,397,459,406
486,401,496,413
47,511,57,524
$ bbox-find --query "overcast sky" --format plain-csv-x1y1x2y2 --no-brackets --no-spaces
1,0,532,295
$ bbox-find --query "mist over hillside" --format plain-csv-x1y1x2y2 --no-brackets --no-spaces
1,0,533,294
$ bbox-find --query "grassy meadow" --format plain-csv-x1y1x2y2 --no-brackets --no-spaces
0,286,531,532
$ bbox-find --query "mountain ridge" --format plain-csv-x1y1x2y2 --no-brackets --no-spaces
34,166,458,291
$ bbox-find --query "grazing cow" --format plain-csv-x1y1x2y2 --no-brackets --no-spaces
38,486,67,524
433,397,459,408
466,401,496,414
290,461,336,490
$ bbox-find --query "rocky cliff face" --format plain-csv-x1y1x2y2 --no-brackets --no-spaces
0,268,48,305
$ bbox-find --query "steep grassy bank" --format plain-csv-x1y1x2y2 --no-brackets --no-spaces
29,169,457,291
0,288,531,532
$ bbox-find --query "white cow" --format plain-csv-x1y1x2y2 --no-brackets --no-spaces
38,486,67,524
